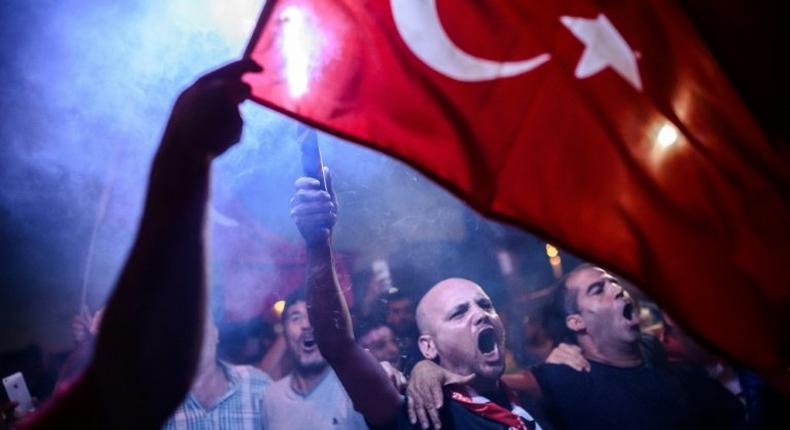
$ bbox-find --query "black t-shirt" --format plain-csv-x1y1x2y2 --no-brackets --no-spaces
532,360,745,430
372,394,543,430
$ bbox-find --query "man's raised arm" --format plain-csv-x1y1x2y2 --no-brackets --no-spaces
291,170,402,426
26,59,261,430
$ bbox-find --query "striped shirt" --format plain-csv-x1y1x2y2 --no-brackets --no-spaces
162,361,271,430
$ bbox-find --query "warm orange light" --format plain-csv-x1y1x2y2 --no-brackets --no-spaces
272,300,286,317
545,243,559,258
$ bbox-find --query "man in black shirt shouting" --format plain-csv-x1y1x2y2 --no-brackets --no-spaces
289,171,544,430
410,264,745,430
530,264,744,430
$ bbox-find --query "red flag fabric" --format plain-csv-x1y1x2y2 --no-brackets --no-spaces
244,0,789,373
211,198,356,321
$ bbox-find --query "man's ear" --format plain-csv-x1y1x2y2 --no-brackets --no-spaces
566,314,586,333
418,334,438,360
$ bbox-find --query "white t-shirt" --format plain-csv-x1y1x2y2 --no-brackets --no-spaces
261,368,369,430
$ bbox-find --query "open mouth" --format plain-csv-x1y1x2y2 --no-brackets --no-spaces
622,302,634,321
478,327,497,354
302,338,317,349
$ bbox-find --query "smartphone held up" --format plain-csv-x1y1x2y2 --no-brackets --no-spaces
3,372,33,415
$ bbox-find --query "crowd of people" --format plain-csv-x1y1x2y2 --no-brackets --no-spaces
1,59,787,429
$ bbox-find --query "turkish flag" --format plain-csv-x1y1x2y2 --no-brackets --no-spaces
244,0,789,373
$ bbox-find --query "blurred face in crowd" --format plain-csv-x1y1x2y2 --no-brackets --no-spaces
387,297,416,335
284,300,327,373
358,324,402,369
416,279,506,381
565,267,641,347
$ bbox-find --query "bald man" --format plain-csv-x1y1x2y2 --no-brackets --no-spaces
289,172,544,430
410,264,745,430
414,279,506,386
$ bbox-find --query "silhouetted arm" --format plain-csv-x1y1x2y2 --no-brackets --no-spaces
291,172,402,426
25,59,261,430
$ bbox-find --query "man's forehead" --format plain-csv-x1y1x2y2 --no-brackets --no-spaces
286,300,307,316
423,279,487,311
567,266,609,290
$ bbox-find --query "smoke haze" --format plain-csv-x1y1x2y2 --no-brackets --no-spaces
0,0,563,353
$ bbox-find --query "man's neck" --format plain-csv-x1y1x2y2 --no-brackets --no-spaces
291,365,329,396
191,360,229,408
579,337,643,367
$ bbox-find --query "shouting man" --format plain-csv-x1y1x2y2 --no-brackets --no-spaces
289,171,543,430
411,264,745,430
260,289,368,429
528,264,744,430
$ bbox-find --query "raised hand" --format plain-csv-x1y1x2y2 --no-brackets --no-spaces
545,342,591,372
290,167,338,245
163,58,262,158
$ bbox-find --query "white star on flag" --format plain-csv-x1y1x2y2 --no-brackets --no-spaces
560,13,643,91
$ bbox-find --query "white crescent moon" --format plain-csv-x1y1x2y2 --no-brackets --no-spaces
390,0,550,82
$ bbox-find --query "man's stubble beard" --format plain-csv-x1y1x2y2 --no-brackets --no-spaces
296,355,328,377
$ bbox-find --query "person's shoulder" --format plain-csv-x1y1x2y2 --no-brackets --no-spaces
266,374,292,392
312,368,348,396
326,368,352,390
236,364,273,384
223,362,273,386
531,363,589,399
532,362,585,382
261,374,293,412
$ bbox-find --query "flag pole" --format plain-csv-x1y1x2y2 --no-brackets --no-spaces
296,125,327,191
244,0,280,58
79,144,123,316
